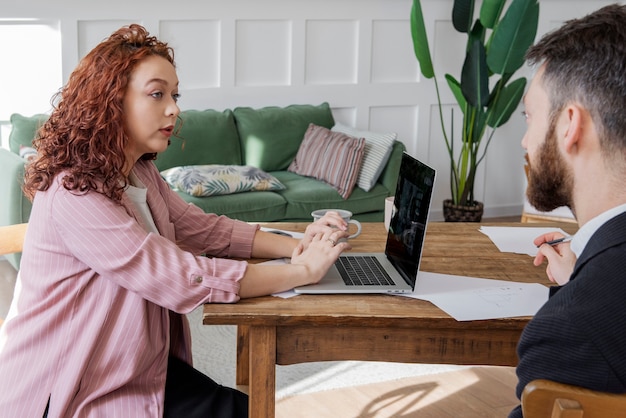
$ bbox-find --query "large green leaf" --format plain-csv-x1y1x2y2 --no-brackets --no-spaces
468,20,486,55
487,0,539,74
445,74,466,110
410,0,434,78
461,40,489,108
486,77,527,128
452,0,475,33
479,0,506,29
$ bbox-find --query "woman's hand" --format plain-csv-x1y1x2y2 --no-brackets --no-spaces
241,213,352,297
291,229,351,285
300,211,348,251
534,232,576,285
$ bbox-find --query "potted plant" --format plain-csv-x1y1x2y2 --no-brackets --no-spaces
410,0,539,221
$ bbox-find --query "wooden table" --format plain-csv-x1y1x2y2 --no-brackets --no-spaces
202,221,578,417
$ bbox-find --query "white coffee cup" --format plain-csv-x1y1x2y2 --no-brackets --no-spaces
384,196,395,231
311,209,362,239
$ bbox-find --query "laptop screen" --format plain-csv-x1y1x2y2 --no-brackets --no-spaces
384,153,436,287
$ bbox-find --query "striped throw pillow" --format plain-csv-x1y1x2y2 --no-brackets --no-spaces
288,124,366,199
331,123,397,192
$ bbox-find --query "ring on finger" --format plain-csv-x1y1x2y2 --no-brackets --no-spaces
327,238,337,246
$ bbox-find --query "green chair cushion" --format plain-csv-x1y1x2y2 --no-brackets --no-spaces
234,103,335,172
9,113,49,154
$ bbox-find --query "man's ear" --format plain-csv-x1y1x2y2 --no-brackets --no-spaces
561,104,584,154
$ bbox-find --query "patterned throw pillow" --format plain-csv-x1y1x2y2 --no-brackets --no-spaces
160,165,286,197
288,123,366,199
331,123,397,192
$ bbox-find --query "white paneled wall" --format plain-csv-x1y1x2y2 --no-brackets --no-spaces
0,0,621,219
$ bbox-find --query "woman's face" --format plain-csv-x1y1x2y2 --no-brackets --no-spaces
123,55,180,168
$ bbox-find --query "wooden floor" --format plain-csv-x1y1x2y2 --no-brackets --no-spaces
276,366,519,418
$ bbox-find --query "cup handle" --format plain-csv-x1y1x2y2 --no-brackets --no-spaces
348,219,362,239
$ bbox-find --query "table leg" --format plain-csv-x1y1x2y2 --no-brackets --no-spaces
248,326,277,418
236,325,250,386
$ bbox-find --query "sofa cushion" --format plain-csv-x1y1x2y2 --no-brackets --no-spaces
234,102,335,172
9,113,48,154
175,190,287,222
288,124,365,199
161,165,285,197
274,171,390,220
331,123,397,192
154,109,242,172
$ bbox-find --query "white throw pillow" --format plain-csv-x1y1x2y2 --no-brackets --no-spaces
331,123,397,192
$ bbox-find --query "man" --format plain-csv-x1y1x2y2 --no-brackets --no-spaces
510,4,626,417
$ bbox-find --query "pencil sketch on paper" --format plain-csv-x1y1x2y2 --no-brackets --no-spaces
474,286,526,308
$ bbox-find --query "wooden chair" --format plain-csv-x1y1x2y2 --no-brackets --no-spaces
0,223,27,326
522,379,626,417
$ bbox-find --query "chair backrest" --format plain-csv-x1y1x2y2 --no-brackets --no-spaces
522,379,626,418
0,223,27,326
0,223,27,256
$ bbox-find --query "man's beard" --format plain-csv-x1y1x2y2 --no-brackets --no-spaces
526,123,574,212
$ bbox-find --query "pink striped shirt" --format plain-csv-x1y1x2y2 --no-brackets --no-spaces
0,160,258,417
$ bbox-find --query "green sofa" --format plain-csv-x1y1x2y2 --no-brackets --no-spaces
1,103,404,268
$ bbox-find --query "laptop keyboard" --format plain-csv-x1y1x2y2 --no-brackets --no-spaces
336,256,394,286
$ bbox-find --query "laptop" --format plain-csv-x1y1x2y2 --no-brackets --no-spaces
294,152,436,294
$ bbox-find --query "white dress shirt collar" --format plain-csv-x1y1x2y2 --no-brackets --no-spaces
570,203,626,258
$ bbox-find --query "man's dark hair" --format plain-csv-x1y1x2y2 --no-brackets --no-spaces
526,4,626,156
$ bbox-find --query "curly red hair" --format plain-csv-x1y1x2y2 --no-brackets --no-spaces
24,24,175,202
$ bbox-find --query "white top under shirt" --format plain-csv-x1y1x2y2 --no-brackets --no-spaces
126,171,160,234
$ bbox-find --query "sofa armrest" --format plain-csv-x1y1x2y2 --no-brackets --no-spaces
378,140,406,195
0,148,30,269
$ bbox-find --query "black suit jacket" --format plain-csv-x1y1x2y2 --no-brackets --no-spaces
509,211,626,418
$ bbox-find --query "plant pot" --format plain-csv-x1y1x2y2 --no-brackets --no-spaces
443,199,484,222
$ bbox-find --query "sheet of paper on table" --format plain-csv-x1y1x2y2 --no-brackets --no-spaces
479,226,570,256
405,271,549,321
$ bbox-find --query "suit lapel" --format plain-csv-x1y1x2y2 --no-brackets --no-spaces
572,211,626,278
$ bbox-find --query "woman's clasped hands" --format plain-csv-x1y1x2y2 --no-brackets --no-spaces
290,211,351,285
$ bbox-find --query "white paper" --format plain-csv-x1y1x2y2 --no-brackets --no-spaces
400,271,549,321
479,226,569,256
260,227,305,240
272,289,299,298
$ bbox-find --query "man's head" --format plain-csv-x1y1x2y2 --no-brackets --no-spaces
523,4,626,212
525,104,574,212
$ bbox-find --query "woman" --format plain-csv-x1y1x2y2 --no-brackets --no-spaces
0,24,349,417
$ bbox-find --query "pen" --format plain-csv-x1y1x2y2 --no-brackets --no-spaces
538,236,573,247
